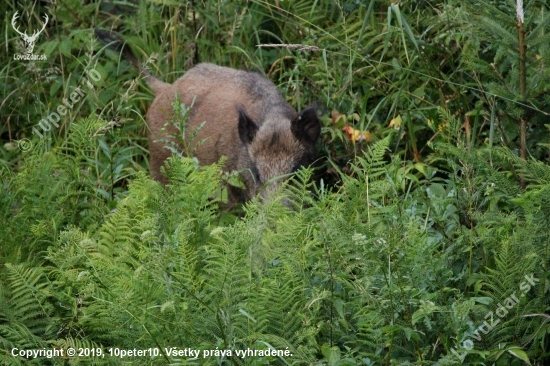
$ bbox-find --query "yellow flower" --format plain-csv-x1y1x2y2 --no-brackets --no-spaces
342,125,371,143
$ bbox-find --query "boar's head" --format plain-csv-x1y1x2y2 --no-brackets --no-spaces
236,106,321,202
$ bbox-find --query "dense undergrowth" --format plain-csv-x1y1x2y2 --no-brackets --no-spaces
1,0,549,365
1,116,549,365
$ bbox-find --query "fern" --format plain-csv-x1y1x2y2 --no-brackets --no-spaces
0,264,56,365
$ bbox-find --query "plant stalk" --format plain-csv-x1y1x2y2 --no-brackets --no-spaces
517,3,527,159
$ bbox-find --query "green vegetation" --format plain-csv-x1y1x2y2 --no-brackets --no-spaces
1,0,549,365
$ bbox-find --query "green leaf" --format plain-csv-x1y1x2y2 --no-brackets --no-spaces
50,82,63,97
42,40,59,57
321,344,341,366
472,296,493,305
59,38,73,57
427,183,446,199
506,347,531,365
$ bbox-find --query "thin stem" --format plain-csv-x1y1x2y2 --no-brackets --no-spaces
517,2,527,159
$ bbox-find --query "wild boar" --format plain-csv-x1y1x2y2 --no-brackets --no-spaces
95,29,321,203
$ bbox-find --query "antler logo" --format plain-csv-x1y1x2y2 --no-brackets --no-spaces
12,11,48,56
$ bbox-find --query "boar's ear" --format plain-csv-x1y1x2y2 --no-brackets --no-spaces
237,107,259,145
291,107,321,144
